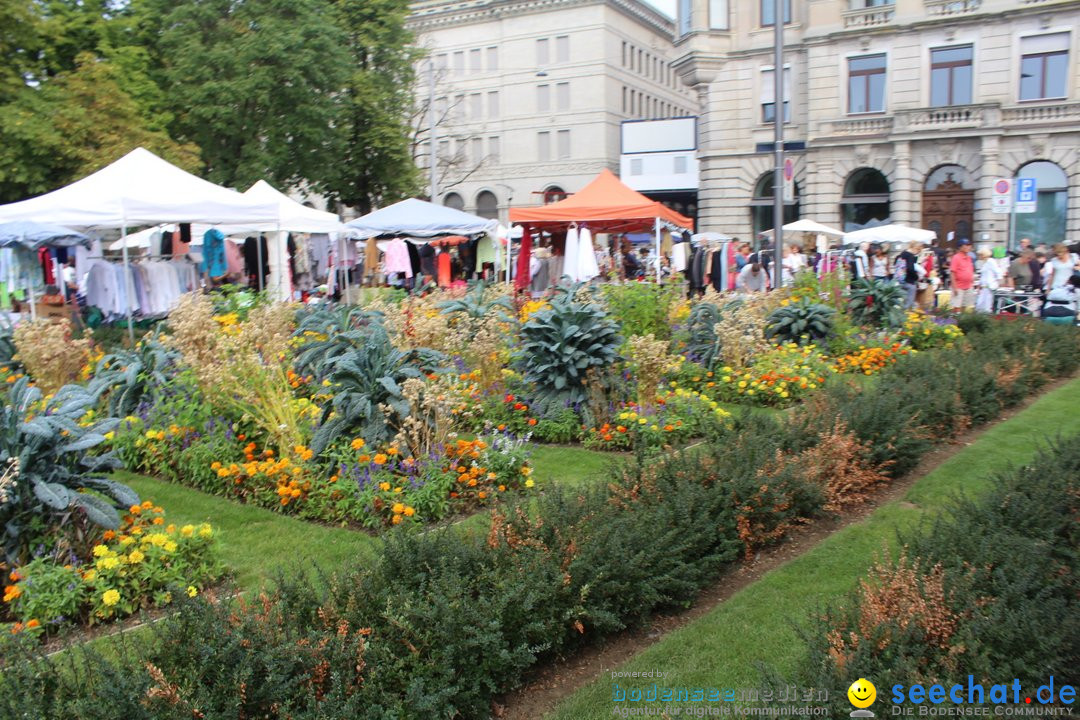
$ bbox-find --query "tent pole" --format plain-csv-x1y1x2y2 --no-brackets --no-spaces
23,233,37,322
257,233,264,293
121,214,134,345
654,218,661,284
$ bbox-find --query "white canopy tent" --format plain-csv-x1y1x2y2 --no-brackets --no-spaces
843,224,937,246
347,198,497,239
0,147,281,341
761,219,845,238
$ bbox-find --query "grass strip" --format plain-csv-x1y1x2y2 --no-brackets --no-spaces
547,376,1080,719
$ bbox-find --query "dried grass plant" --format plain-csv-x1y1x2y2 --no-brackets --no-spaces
627,333,671,408
13,319,91,394
164,293,305,453
712,299,772,369
387,377,459,460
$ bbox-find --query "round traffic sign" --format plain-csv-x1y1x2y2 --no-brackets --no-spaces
784,158,794,181
994,179,1010,194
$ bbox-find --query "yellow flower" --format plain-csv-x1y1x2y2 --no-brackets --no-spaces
82,569,96,582
198,524,213,538
187,586,198,598
404,506,415,517
525,478,535,488
101,589,120,607
391,502,405,515
163,541,177,553
379,481,391,492
92,544,109,558
350,438,365,450
127,550,145,564
97,557,119,570
104,431,115,441
638,418,647,425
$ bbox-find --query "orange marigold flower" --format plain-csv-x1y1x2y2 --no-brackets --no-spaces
403,506,415,517
373,453,388,465
25,619,40,629
391,514,402,525
102,530,116,541
527,418,538,426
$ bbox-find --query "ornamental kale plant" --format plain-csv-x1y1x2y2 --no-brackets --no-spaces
0,378,134,564
848,279,906,329
765,299,836,346
515,284,622,410
437,279,512,320
88,331,178,416
311,326,446,453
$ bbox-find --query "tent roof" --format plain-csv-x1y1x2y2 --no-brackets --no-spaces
0,221,90,250
842,224,937,246
346,198,497,238
0,147,279,229
761,219,845,238
508,169,693,232
238,180,351,234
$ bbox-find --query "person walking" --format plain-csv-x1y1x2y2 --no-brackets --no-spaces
949,240,976,310
894,241,921,309
975,247,1003,313
870,245,890,281
1043,243,1080,289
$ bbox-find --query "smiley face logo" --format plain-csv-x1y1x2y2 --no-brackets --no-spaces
847,678,876,709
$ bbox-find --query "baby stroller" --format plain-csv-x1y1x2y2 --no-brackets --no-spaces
1041,285,1078,326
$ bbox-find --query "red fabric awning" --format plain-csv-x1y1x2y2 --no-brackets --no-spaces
508,169,693,233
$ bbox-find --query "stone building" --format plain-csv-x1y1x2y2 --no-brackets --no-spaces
674,0,1080,248
407,0,698,224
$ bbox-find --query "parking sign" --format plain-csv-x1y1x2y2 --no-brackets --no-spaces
1014,177,1037,214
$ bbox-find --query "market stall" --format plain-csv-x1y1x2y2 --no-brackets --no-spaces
508,169,693,285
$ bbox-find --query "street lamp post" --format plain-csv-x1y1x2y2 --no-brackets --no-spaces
428,60,438,203
772,0,785,291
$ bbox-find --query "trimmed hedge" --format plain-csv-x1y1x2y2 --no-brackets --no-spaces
1,319,1076,719
778,434,1080,716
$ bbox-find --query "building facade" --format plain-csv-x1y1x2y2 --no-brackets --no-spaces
674,0,1080,248
407,0,698,224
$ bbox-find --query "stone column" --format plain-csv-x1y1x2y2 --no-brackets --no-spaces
891,140,916,226
976,135,1002,241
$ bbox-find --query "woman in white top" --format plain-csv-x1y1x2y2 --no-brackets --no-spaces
780,244,804,286
870,245,890,281
1043,243,1080,289
975,247,1004,313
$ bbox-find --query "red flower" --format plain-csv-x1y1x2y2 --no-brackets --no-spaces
505,394,515,403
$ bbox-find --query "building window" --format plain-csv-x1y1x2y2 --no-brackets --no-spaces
854,0,893,6
678,0,692,36
1014,161,1068,246
537,38,550,66
556,82,570,111
444,192,464,210
471,137,483,164
840,168,890,231
622,41,627,67
476,190,498,219
556,129,570,159
750,172,800,239
1019,33,1069,101
930,45,973,107
709,0,729,29
435,53,448,70
469,48,481,73
674,156,688,174
622,86,628,113
761,0,791,27
452,51,464,76
848,54,886,113
630,158,643,175
543,186,566,204
487,91,499,118
469,93,482,120
486,46,498,71
488,136,500,163
538,131,550,161
761,66,791,123
536,84,550,112
555,35,569,63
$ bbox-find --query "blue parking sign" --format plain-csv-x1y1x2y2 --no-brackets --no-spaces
1016,177,1037,203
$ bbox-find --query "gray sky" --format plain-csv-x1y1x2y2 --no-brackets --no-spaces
646,0,676,18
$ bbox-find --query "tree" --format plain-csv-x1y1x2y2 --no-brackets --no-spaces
150,0,350,191
325,0,421,213
0,0,43,103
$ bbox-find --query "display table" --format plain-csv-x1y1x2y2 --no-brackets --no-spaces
993,289,1042,315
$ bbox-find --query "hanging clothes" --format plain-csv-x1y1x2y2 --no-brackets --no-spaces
418,242,436,278
406,240,421,279
476,235,496,267
563,226,580,282
514,229,533,292
671,241,688,273
383,238,413,278
577,227,600,282
201,229,228,279
437,249,451,287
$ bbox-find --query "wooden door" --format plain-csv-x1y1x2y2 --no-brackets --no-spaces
922,176,974,249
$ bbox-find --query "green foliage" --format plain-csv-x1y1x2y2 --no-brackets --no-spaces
0,314,20,371
88,331,176,416
848,278,906,329
686,301,723,367
600,282,681,339
516,286,622,409
0,378,133,565
764,299,836,345
437,279,512,320
788,435,1080,715
312,327,446,452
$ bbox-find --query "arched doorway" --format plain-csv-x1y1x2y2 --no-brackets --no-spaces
750,172,800,242
475,190,498,219
921,164,973,248
1014,161,1068,248
443,192,464,211
840,168,890,231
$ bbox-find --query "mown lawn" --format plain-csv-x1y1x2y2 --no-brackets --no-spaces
546,377,1080,719
117,444,618,591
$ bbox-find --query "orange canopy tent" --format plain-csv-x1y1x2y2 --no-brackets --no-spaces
508,169,693,233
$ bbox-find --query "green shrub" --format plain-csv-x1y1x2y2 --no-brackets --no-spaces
686,301,723,367
848,278,906,328
515,285,622,410
764,299,836,345
600,282,681,339
88,331,177,417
